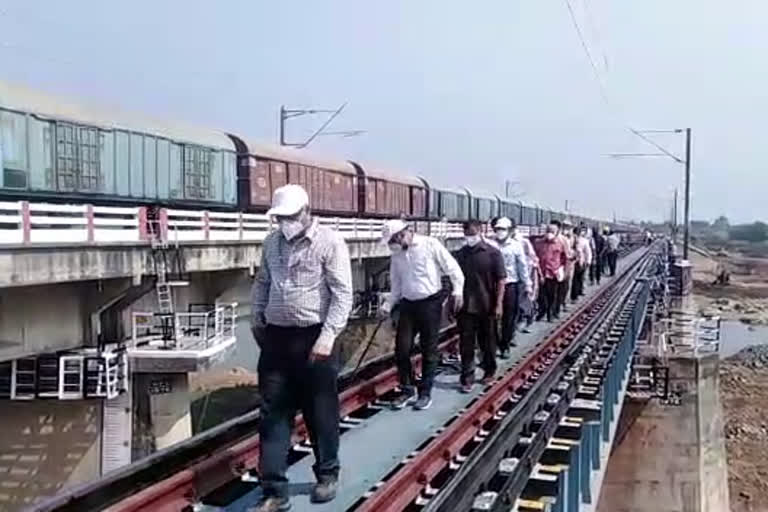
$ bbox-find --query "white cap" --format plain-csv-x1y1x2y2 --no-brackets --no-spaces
267,184,309,216
380,219,408,244
494,217,513,229
562,218,573,226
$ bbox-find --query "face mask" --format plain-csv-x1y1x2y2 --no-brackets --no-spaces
495,229,509,240
388,243,403,253
465,235,481,246
545,233,555,241
279,219,305,241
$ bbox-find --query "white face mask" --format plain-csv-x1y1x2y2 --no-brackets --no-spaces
495,229,509,240
388,243,403,253
545,232,555,241
279,219,305,241
465,235,481,246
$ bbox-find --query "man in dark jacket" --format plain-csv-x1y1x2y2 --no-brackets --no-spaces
591,226,606,285
454,220,506,392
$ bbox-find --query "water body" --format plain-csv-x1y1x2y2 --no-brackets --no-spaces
719,321,768,359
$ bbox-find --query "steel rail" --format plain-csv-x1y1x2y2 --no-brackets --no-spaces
31,328,458,512
353,248,648,512
424,257,651,511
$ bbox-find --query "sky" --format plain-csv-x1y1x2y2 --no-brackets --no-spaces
1,0,765,223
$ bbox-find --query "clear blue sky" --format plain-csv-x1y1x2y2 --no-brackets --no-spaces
2,0,764,223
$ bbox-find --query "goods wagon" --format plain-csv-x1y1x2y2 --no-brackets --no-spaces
231,139,358,215
497,197,522,225
467,189,498,222
353,164,426,218
437,187,470,221
0,80,237,206
521,204,537,226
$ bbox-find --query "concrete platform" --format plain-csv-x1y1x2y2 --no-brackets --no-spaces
202,257,637,512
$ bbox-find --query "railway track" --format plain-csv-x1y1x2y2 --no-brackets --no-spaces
31,246,651,512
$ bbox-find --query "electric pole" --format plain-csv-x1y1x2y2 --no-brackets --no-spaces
682,128,692,260
672,188,678,239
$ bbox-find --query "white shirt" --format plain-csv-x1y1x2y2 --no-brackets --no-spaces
388,234,464,306
514,232,539,269
607,233,621,251
575,235,593,266
489,236,532,290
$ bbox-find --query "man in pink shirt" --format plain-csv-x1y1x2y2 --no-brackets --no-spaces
534,223,568,322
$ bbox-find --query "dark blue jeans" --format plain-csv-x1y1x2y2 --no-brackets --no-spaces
258,324,340,497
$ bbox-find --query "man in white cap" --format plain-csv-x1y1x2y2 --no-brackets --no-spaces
250,184,353,512
381,219,464,410
489,217,531,357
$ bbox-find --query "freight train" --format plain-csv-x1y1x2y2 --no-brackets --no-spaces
0,80,625,231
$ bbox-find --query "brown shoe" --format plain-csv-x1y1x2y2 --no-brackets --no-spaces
246,495,291,512
310,477,338,503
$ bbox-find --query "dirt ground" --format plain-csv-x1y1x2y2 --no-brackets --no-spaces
692,247,768,511
691,249,768,325
720,348,768,512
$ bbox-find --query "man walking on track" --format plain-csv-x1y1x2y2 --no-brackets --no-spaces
535,222,568,322
250,184,353,512
381,219,465,411
454,220,506,392
489,217,531,358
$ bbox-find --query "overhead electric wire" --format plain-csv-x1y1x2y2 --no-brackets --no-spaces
562,0,684,162
581,0,609,71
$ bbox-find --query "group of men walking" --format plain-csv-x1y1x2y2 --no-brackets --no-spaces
248,184,622,511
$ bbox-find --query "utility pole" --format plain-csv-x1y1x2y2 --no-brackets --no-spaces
565,199,569,212
682,128,692,260
672,188,678,239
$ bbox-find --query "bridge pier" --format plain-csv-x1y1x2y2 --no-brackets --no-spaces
132,373,192,461
597,259,730,512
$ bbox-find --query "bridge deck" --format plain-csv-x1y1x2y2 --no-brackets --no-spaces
201,258,635,512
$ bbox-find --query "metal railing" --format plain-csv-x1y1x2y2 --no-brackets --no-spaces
130,303,237,352
0,200,470,246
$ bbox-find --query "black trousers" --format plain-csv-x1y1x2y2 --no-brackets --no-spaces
396,293,443,397
500,282,521,351
590,256,602,285
258,324,340,497
539,277,560,321
458,313,497,384
607,251,618,276
571,263,585,300
557,275,570,311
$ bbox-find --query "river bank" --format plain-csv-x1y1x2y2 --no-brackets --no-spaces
691,247,768,511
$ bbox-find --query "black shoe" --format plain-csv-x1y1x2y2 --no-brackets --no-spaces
413,394,432,410
460,382,474,394
247,496,291,512
391,388,416,410
499,348,511,359
310,477,338,503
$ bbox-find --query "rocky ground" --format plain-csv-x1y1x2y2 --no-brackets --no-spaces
689,247,768,510
721,346,768,512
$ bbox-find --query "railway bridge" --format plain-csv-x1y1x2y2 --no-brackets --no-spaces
0,202,729,512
